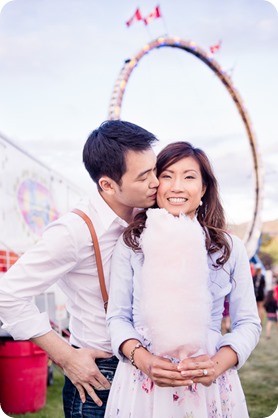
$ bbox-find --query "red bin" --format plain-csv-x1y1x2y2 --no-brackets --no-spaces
0,340,48,414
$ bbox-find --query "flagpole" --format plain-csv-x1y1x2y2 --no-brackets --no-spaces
144,24,153,41
161,15,169,36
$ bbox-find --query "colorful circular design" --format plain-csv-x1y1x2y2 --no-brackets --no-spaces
17,179,59,236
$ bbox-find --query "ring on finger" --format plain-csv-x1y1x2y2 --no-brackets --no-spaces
202,369,208,376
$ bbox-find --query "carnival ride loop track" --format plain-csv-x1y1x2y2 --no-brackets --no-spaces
108,36,263,257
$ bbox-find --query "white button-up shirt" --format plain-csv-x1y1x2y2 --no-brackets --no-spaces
0,191,127,352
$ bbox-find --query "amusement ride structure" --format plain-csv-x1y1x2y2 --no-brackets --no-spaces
107,36,263,257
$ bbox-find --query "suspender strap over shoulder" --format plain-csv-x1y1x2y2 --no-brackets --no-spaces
72,208,108,313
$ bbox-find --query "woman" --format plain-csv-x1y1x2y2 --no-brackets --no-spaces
105,142,261,417
264,289,277,339
252,264,266,322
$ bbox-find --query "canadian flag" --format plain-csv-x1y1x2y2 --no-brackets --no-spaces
126,8,143,27
143,5,161,25
209,41,222,54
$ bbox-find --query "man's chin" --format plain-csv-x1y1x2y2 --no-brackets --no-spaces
142,201,157,209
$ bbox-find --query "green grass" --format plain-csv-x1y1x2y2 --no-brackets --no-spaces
239,324,278,418
6,325,278,418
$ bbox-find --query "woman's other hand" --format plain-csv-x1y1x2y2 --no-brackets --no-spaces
177,354,216,387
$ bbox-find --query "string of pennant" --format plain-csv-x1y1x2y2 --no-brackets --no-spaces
126,5,221,55
209,41,222,54
126,5,161,27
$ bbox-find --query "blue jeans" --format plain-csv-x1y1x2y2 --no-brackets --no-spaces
63,356,118,418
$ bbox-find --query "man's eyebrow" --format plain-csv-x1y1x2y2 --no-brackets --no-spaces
135,168,153,180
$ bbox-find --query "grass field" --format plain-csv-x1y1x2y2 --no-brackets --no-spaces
239,324,278,418
7,324,278,418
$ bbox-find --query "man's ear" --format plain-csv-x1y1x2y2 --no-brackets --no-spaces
98,176,115,194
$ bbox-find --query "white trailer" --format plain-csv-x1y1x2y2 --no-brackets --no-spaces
0,132,85,332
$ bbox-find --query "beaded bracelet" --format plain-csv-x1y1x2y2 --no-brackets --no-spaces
129,342,146,369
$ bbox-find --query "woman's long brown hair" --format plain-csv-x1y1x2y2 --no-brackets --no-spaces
124,141,232,267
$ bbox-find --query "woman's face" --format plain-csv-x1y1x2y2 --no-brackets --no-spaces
156,156,206,218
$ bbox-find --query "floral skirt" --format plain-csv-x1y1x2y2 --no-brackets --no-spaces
105,360,249,418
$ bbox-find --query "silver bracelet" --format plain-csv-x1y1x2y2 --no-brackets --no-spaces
129,342,146,369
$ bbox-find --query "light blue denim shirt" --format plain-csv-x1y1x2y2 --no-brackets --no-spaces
107,233,261,370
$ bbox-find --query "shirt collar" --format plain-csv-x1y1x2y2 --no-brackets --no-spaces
90,189,127,230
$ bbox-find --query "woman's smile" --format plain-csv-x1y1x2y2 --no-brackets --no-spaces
156,156,206,218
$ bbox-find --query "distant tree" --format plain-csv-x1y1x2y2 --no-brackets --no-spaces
260,233,272,247
258,251,273,269
259,231,278,266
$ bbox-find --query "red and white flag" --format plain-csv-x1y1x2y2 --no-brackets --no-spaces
126,8,143,27
209,41,222,54
143,5,161,25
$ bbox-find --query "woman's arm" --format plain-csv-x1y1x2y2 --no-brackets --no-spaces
178,236,261,386
216,236,261,369
106,237,146,360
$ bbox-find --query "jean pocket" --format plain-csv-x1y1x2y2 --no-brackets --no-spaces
96,356,118,384
97,369,115,385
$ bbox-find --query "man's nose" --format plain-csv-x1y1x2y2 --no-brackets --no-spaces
150,173,159,188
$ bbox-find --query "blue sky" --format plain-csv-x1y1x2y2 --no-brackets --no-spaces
0,0,277,225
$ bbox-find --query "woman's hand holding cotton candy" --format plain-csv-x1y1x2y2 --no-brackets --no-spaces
132,348,195,387
177,354,216,387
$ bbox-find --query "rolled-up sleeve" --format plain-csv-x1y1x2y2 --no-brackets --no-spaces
0,221,78,340
107,236,144,361
216,236,262,369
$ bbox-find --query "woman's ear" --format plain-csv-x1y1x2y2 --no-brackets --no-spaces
98,176,115,194
201,185,207,197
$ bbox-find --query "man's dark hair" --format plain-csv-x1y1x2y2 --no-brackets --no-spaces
83,120,158,190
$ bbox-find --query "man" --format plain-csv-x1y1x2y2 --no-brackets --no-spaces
0,120,159,417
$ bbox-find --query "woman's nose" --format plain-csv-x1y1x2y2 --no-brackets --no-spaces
171,178,184,191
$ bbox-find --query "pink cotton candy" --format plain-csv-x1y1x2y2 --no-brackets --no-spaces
140,208,212,359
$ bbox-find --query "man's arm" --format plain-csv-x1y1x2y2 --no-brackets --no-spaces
32,330,112,405
0,218,113,405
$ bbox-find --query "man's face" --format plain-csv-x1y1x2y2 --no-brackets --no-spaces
113,148,159,210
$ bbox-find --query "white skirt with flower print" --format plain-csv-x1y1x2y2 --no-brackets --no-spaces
104,359,249,418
